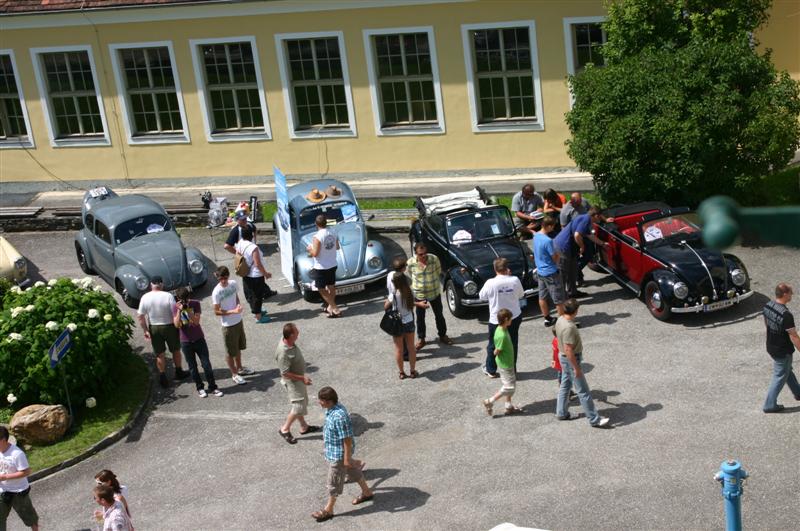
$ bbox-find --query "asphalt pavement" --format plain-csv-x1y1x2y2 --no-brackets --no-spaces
4,227,800,531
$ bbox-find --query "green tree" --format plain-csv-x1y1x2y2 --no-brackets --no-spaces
566,0,800,206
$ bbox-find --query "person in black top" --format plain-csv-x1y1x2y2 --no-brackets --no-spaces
762,283,800,413
224,210,277,298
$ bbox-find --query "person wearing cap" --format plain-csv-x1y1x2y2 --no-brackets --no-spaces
224,209,278,299
511,183,544,237
307,215,341,317
136,276,188,388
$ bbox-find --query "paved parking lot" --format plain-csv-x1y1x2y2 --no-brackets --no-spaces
5,227,800,531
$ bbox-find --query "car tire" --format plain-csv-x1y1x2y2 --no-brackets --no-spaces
295,267,320,303
115,279,138,309
445,279,468,319
644,280,671,321
75,243,95,274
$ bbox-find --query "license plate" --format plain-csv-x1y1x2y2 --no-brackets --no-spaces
703,299,735,312
337,283,365,295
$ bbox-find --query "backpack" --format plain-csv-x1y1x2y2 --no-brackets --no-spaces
233,244,253,277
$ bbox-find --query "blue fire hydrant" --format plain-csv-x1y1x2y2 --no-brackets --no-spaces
714,460,748,531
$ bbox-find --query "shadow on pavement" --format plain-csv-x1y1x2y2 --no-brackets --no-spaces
339,468,430,517
219,368,279,395
577,311,632,328
351,413,385,436
420,361,481,382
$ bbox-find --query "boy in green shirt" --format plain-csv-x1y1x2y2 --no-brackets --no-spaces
482,309,524,416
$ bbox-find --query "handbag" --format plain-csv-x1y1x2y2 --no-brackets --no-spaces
380,293,404,337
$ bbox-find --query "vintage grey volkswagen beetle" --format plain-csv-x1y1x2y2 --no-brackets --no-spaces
275,179,388,301
74,187,207,307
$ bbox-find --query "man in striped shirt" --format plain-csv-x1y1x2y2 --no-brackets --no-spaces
407,242,453,350
312,387,373,522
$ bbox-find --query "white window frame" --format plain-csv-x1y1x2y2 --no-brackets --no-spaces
563,16,606,107
274,31,357,139
30,45,111,147
189,35,272,143
461,20,545,133
0,49,35,149
362,26,445,136
108,41,190,145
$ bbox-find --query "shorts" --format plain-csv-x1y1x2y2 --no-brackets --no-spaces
498,367,516,397
289,396,309,416
401,320,415,334
311,267,337,289
149,324,180,354
0,488,39,527
282,380,309,415
326,460,364,497
538,272,565,305
222,321,246,357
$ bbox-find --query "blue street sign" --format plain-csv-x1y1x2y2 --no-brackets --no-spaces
49,329,72,368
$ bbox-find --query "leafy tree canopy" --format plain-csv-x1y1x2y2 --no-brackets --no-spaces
566,0,800,206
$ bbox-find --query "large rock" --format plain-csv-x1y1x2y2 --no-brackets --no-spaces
10,404,70,445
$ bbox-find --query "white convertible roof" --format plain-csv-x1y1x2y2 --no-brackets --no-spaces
419,188,486,215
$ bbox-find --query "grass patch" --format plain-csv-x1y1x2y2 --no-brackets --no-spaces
6,351,149,472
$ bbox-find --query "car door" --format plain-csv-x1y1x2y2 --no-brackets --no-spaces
422,215,451,268
88,219,115,282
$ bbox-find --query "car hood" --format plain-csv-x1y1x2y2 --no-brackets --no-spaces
647,240,730,292
451,238,528,280
115,232,188,288
299,223,366,279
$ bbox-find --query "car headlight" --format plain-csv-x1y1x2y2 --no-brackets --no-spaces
463,280,478,296
14,257,26,270
367,256,382,269
135,276,149,291
673,281,689,299
189,259,204,275
731,268,746,287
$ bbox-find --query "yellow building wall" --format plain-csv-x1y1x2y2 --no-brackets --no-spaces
0,0,796,186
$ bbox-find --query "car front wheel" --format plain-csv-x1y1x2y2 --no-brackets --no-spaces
644,280,671,321
75,243,95,274
445,279,468,318
115,279,138,309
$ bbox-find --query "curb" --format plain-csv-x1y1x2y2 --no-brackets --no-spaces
28,379,154,483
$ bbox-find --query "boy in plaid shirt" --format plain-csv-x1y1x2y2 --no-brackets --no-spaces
312,387,374,522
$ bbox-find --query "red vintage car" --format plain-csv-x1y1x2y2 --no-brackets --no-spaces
593,202,753,320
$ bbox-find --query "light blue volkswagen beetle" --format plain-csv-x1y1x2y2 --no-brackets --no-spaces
74,187,207,307
277,179,388,301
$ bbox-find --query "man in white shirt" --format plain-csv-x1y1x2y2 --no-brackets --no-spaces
212,265,253,385
307,215,341,317
137,276,188,388
0,426,39,531
479,257,524,377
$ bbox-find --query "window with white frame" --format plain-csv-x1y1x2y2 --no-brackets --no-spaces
462,21,544,132
0,53,32,146
40,50,105,139
570,22,606,72
114,45,186,139
275,32,355,138
363,28,445,135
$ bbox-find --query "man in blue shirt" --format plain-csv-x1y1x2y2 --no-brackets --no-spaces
533,217,565,326
554,207,612,298
312,387,374,522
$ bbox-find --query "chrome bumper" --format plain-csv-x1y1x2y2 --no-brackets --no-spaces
671,290,754,314
462,287,539,307
300,269,388,290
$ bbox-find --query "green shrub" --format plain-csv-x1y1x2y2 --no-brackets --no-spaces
0,278,134,407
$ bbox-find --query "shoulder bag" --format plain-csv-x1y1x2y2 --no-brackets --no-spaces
380,292,404,337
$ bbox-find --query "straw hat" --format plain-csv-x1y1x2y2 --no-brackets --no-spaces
306,188,327,203
325,185,342,198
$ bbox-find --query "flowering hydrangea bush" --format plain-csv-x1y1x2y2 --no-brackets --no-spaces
1,277,134,407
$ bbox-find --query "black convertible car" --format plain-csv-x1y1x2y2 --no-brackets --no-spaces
594,202,753,321
409,188,538,317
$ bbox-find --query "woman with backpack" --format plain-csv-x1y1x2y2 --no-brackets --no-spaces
234,226,272,324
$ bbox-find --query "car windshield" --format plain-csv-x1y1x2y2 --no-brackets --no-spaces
445,208,514,244
299,201,360,231
640,214,700,245
114,214,172,245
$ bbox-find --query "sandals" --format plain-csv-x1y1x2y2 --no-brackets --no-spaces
398,371,407,380
505,406,525,415
300,425,321,435
482,399,493,416
410,370,418,379
279,429,297,444
352,493,374,505
312,510,334,522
